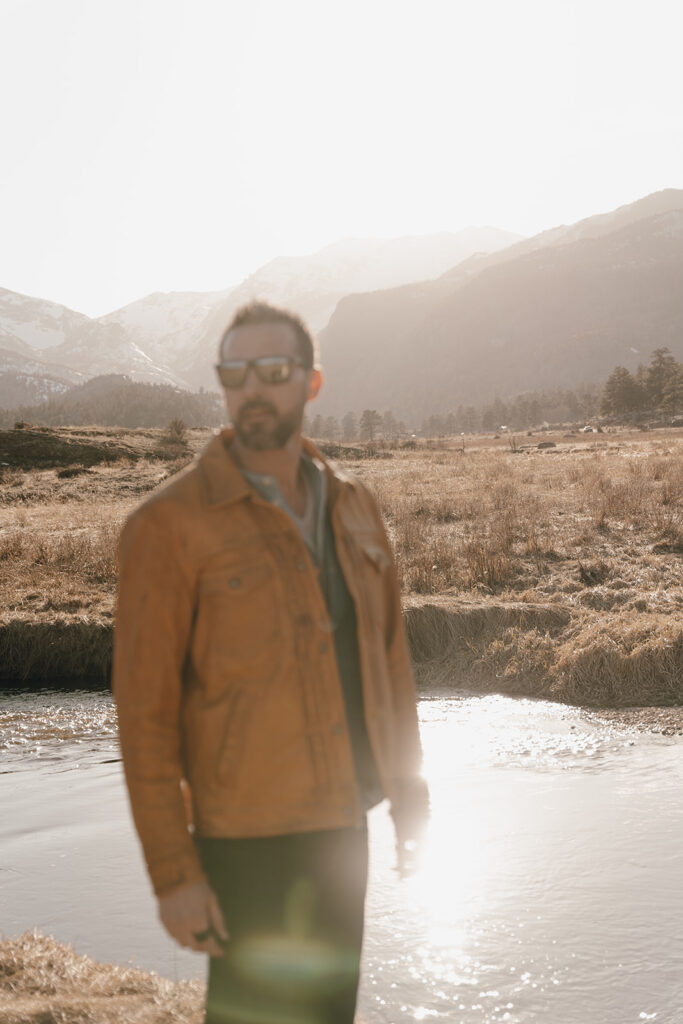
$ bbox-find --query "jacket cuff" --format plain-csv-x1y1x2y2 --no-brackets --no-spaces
150,852,208,898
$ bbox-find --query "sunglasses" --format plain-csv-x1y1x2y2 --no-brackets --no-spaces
215,355,308,389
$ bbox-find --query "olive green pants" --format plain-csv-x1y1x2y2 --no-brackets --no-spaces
198,824,368,1024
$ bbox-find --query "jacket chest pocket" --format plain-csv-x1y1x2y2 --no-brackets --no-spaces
193,556,286,687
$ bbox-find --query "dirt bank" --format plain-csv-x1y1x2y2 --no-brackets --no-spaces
404,597,683,709
1,598,681,715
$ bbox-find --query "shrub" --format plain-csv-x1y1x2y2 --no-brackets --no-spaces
165,418,188,444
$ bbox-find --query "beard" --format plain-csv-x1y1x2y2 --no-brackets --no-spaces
234,398,304,451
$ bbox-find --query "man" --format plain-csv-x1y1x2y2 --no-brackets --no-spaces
113,301,428,1024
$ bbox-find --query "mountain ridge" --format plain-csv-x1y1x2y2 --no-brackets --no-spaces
1,191,681,416
0,227,522,405
317,198,683,420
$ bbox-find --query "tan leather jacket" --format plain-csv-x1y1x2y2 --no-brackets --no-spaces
113,431,426,896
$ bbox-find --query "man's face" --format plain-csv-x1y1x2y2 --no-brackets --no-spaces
220,322,314,451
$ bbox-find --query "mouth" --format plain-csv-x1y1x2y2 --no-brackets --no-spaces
240,403,276,422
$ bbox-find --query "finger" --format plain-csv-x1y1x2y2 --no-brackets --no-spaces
175,920,209,949
187,935,225,958
208,891,230,941
205,937,227,958
164,921,193,947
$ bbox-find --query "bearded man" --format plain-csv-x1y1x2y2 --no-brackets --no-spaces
113,301,428,1024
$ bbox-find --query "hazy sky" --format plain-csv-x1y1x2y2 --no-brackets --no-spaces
1,0,681,316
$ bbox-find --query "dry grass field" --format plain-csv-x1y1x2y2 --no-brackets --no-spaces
1,424,681,710
352,429,683,710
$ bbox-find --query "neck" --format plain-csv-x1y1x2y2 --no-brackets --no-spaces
230,431,304,492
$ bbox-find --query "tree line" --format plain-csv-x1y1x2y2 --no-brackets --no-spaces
600,348,682,418
1,349,679,436
305,348,681,441
0,375,224,430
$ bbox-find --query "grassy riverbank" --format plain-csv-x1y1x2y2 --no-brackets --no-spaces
0,932,203,1024
0,932,378,1024
1,424,681,708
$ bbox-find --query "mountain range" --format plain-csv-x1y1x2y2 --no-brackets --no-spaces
317,189,683,419
1,189,682,421
0,228,519,409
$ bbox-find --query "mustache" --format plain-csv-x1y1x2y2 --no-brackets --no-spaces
237,400,278,419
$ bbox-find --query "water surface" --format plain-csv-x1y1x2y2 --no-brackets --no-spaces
1,690,681,1023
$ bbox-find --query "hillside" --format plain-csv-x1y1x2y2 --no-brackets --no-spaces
317,193,683,421
0,348,84,407
176,228,522,389
0,288,91,350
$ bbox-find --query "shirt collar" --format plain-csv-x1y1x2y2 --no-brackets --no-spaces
197,428,355,508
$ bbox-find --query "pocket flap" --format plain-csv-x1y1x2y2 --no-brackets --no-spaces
199,560,273,594
360,540,391,572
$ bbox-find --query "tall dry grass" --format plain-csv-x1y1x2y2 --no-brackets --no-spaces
357,434,683,707
0,931,377,1024
0,932,203,1024
1,427,681,704
358,439,682,603
0,525,117,585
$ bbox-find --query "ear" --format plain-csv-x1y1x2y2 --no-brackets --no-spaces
307,367,323,402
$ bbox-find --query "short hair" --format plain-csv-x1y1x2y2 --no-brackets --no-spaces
219,301,317,369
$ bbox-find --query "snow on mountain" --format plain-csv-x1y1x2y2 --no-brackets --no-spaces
40,320,190,389
97,288,233,367
0,347,82,382
0,288,201,398
0,347,85,407
0,330,33,357
0,287,91,349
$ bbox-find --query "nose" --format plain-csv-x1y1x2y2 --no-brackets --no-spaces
241,365,269,396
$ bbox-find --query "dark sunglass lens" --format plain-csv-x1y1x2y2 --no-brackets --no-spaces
217,363,248,388
256,358,291,384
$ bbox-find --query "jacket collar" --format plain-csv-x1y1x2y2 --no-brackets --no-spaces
198,428,356,508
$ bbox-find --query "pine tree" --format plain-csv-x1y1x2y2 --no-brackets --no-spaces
310,414,324,438
359,409,381,442
646,348,678,409
381,410,398,439
661,363,683,416
341,411,357,442
323,415,340,440
600,366,642,416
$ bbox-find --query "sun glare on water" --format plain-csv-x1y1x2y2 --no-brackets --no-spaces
400,702,504,948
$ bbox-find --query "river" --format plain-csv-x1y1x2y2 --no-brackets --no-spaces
1,690,682,1023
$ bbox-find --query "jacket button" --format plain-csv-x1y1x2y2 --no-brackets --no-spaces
318,641,328,654
297,562,307,572
229,578,241,589
331,723,343,735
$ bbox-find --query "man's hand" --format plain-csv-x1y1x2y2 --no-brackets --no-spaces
158,880,229,957
392,776,430,879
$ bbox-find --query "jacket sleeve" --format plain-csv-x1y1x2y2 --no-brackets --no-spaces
366,490,430,838
112,503,206,897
